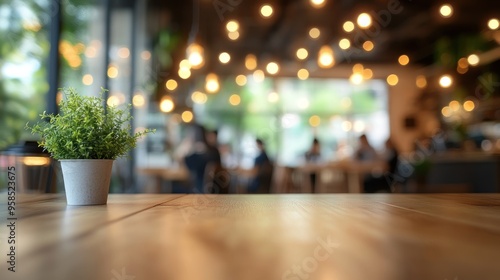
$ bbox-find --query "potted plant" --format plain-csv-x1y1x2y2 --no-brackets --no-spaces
27,87,153,205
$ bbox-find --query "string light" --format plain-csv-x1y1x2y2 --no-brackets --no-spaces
318,45,335,68
160,96,174,113
296,48,308,60
245,54,257,70
186,43,204,69
82,74,93,85
191,91,208,104
235,75,247,86
363,41,374,51
132,94,145,107
352,63,364,73
439,75,453,88
309,27,321,39
205,73,220,93
449,100,460,111
141,50,151,60
219,52,231,64
297,69,309,80
226,20,239,32
229,94,241,106
166,79,178,91
488,18,499,30
118,47,130,58
416,75,427,88
441,106,451,117
467,54,480,66
310,0,326,8
260,4,273,18
463,100,475,111
178,67,191,79
266,62,279,75
179,59,191,69
343,21,355,32
107,65,118,78
439,4,453,18
309,115,321,127
339,38,351,50
349,73,363,85
181,111,194,122
357,13,372,29
387,74,399,86
228,31,240,40
107,96,120,106
398,55,410,66
362,68,373,80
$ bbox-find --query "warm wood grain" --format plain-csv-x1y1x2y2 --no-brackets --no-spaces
1,194,500,280
0,194,184,266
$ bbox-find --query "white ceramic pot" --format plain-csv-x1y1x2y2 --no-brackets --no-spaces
60,159,114,206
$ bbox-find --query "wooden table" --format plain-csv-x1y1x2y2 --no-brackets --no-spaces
293,160,387,193
137,167,189,192
1,194,500,280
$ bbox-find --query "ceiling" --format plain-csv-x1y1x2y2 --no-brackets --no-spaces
148,0,499,72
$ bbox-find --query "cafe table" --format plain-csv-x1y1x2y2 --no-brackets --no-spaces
1,193,500,280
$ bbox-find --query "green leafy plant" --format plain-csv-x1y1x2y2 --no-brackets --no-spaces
26,87,154,160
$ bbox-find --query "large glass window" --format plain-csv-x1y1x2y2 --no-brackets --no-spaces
186,76,389,168
0,0,50,149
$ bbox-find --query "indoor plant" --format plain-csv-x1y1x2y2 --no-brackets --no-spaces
27,87,153,205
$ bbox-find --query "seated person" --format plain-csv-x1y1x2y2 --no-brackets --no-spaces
248,139,273,193
305,138,321,192
183,124,224,193
363,137,399,193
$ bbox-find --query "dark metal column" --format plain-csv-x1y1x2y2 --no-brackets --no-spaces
47,0,61,115
102,0,112,104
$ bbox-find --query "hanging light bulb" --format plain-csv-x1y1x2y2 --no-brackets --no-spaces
245,54,257,70
186,43,204,69
226,20,239,32
357,13,372,28
205,73,220,93
266,62,279,75
349,73,363,85
310,0,326,8
318,45,335,68
160,96,175,113
297,69,309,80
439,74,453,88
181,111,194,123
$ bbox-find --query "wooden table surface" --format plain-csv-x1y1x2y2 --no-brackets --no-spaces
1,194,500,280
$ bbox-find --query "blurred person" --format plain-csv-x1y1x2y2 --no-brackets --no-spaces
247,138,273,193
364,137,399,193
305,138,322,192
354,134,377,161
383,138,399,176
183,124,223,193
206,129,218,147
353,134,386,193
